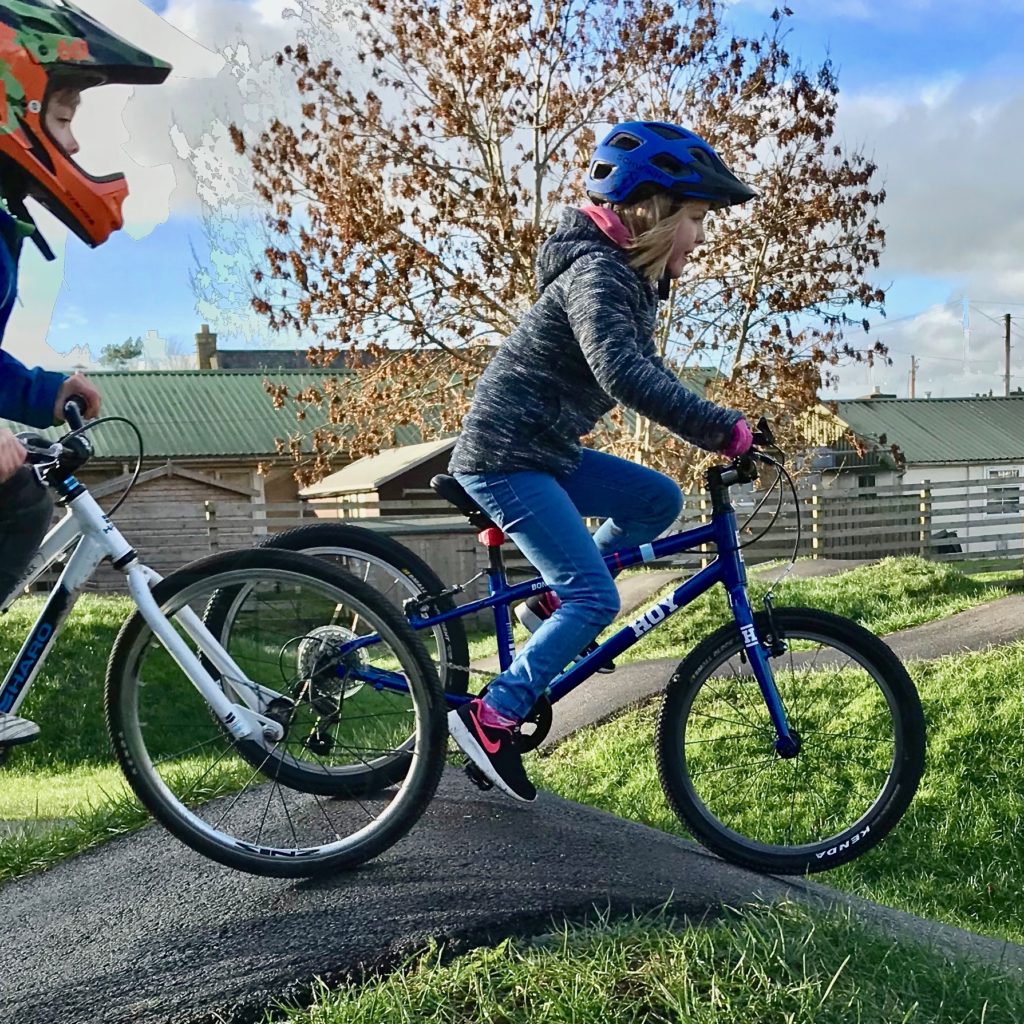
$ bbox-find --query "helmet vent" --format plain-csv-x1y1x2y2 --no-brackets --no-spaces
21,17,58,35
650,153,688,177
607,132,642,152
647,124,686,140
589,161,614,180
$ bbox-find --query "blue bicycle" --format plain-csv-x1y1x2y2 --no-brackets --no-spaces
262,423,925,876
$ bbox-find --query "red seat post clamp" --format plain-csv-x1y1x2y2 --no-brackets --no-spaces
477,527,505,547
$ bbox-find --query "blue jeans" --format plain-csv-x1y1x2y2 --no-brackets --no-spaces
455,449,682,720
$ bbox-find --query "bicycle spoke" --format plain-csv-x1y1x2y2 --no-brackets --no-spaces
687,708,769,734
700,675,771,735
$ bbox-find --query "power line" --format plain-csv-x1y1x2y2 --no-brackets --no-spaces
881,344,994,365
863,301,961,332
970,304,1008,328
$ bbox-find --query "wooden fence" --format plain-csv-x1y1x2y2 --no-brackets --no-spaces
66,474,1024,604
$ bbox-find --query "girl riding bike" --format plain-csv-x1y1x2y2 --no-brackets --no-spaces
447,121,757,801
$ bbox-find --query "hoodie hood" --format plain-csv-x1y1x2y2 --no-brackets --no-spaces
536,207,644,293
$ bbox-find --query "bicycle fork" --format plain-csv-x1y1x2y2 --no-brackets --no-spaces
708,487,802,761
722,570,799,758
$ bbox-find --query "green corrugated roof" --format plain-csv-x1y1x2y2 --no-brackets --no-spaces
836,395,1024,464
1,370,341,459
0,362,725,461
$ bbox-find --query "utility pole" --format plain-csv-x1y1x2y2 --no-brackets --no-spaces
1005,313,1012,397
909,355,919,399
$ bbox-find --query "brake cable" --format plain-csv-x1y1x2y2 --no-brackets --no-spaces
736,457,784,548
58,416,145,516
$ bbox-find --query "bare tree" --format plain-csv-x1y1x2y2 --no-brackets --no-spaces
231,0,887,483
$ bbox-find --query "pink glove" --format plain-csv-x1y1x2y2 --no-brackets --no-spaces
722,417,753,458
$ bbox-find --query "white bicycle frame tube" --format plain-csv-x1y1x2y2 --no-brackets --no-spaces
1,485,279,741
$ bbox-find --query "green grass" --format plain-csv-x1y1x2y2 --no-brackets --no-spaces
1,557,1020,897
273,902,1024,1024
0,595,153,879
532,641,1024,946
2,594,134,772
0,587,430,882
0,786,149,881
0,762,130,819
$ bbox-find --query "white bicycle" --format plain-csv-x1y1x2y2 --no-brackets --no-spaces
0,400,446,877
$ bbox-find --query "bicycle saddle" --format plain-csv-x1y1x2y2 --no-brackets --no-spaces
430,474,497,531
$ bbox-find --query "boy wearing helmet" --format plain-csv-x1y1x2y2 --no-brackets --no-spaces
447,121,756,802
0,0,170,747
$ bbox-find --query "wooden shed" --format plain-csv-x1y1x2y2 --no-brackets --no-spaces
299,437,457,517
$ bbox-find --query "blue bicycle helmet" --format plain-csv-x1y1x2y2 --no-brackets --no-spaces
585,121,757,208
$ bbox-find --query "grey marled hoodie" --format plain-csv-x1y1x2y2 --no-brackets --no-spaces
448,208,741,478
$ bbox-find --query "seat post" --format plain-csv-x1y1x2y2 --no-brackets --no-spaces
478,527,507,577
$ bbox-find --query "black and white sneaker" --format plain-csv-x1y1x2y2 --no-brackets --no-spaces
574,640,616,674
0,713,40,747
448,699,536,803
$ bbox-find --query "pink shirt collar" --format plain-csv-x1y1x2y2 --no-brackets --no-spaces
579,204,631,248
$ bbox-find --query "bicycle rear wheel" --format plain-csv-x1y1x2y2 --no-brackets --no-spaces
106,548,445,877
656,607,924,875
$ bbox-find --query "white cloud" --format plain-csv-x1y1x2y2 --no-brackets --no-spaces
827,301,1024,399
840,77,1024,281
827,68,1024,396
9,0,314,360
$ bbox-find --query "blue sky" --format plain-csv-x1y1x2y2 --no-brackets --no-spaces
14,0,1024,397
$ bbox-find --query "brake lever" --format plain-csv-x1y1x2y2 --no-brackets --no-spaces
750,416,773,448
16,434,64,486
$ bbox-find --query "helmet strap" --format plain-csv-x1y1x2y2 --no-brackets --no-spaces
5,193,55,261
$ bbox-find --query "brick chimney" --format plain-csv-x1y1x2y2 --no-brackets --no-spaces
195,323,219,370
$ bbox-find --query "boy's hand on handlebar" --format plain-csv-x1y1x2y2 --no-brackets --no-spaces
0,428,27,483
721,417,753,458
54,373,101,422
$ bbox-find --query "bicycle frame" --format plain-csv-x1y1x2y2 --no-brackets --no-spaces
398,502,795,748
0,478,279,744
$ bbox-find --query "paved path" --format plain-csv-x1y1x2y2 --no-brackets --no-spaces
2,776,1022,1024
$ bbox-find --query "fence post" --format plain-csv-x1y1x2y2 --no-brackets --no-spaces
205,500,218,553
811,484,820,559
918,481,931,558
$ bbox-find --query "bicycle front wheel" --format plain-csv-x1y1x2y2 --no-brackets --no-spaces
656,607,924,875
105,548,445,877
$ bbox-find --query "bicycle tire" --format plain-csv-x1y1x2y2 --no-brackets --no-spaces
105,547,446,877
655,607,925,875
259,523,470,696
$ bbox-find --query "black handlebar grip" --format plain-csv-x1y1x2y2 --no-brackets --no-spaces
64,395,87,432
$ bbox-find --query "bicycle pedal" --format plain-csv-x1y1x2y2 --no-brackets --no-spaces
574,642,615,673
463,759,494,791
